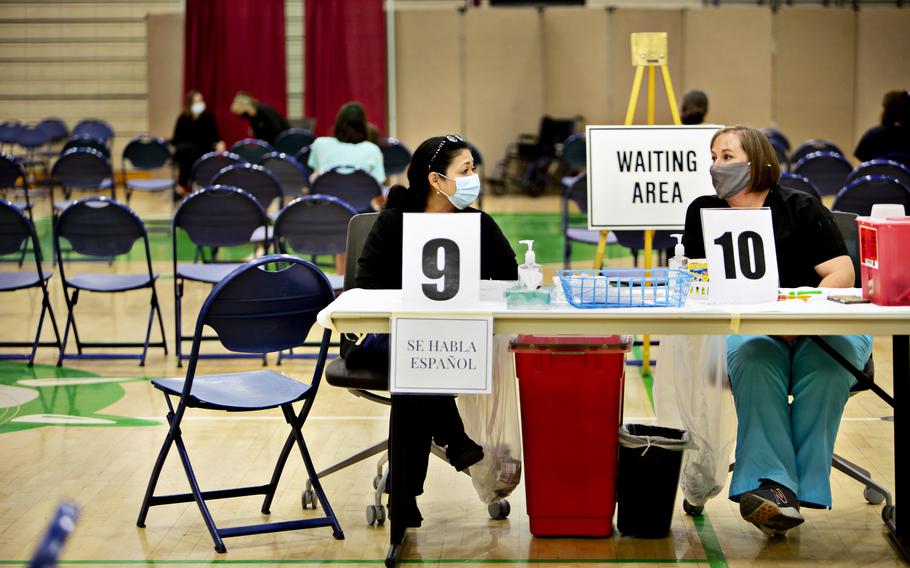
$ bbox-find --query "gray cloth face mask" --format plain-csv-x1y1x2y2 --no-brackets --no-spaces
709,162,751,199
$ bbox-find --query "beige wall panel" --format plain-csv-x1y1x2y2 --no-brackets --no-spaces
609,9,683,125
854,8,910,152
775,8,855,160
0,2,179,19
0,22,146,39
0,43,147,59
394,10,462,151
682,7,771,129
0,62,145,82
147,12,183,140
464,8,544,168
542,7,610,126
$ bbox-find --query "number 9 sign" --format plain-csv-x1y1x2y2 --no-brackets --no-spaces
701,208,779,304
402,213,481,306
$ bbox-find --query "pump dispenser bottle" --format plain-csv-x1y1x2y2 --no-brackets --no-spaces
669,234,688,270
518,240,543,289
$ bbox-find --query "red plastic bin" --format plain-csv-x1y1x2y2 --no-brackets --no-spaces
510,335,632,537
858,216,910,306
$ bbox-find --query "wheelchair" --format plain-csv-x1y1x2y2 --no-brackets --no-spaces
487,115,580,197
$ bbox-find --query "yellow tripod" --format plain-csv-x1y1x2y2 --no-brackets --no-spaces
592,32,682,375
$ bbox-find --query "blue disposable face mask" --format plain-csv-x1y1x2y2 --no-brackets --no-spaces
437,173,481,210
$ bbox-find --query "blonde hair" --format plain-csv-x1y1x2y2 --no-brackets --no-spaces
711,125,781,193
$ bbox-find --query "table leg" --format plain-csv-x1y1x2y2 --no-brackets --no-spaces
386,396,406,567
887,335,908,557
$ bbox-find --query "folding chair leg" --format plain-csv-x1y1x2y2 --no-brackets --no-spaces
261,430,296,514
283,404,344,540
27,293,53,366
138,295,157,367
137,413,176,528
175,279,183,367
56,290,76,367
152,289,168,355
172,431,227,552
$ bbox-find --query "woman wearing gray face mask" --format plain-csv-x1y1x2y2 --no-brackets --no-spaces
681,126,870,537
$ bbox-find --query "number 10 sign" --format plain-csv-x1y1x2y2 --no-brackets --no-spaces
701,208,779,304
402,213,480,306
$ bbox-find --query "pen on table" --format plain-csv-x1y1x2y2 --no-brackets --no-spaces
788,290,823,297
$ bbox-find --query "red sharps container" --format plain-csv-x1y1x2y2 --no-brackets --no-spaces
858,216,910,306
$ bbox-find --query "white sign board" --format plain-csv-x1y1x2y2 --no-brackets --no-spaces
402,213,480,307
701,208,779,304
390,316,493,394
586,125,720,230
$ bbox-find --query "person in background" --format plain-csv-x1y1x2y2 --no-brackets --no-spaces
683,125,872,537
307,101,385,185
854,90,910,162
229,91,290,145
680,89,709,125
349,134,518,529
171,90,225,195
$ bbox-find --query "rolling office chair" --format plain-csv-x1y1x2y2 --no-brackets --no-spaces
303,213,512,525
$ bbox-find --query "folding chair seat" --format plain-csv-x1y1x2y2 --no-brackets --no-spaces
72,119,114,146
189,151,244,190
121,135,176,204
780,172,821,199
792,151,853,197
229,138,275,164
562,173,616,269
53,197,167,366
0,200,61,365
211,163,283,244
832,175,910,217
172,185,271,366
379,137,412,176
310,166,382,213
274,128,316,156
0,122,23,154
847,159,910,190
51,148,115,212
137,254,344,552
260,151,309,200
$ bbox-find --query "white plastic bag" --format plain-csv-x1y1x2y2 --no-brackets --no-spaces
654,335,736,507
456,335,523,504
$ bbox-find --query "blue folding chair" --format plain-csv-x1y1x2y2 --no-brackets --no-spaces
792,151,853,197
0,122,23,153
61,135,110,159
211,163,283,246
137,254,344,552
769,138,790,172
72,119,113,145
51,148,115,212
260,152,309,200
880,152,910,169
562,173,616,269
0,152,34,220
37,118,68,144
53,198,167,366
761,127,790,153
230,138,275,164
780,172,821,199
561,133,586,170
121,135,176,204
275,128,316,156
790,139,843,165
172,185,271,366
16,125,51,181
379,137,412,176
847,159,910,190
832,175,910,217
189,151,244,190
310,166,381,213
28,501,79,568
0,200,61,365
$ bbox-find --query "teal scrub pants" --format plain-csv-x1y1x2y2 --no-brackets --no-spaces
727,334,874,508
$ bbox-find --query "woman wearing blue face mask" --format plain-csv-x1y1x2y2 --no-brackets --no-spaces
682,125,871,537
171,90,226,195
349,134,518,528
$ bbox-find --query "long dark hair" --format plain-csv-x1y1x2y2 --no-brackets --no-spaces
184,89,201,116
385,135,470,212
333,102,369,144
881,90,910,127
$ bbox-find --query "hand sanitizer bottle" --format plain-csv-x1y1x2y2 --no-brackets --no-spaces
518,240,543,290
669,234,688,270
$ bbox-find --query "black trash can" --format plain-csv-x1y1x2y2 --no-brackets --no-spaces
616,424,691,538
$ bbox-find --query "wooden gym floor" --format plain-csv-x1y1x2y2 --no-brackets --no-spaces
0,191,902,567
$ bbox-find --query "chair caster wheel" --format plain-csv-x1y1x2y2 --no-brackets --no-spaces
883,504,895,523
373,474,383,490
367,504,386,526
301,489,317,509
864,487,885,505
488,499,510,520
682,499,704,516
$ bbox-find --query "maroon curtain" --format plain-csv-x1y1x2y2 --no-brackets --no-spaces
184,0,287,145
305,0,387,137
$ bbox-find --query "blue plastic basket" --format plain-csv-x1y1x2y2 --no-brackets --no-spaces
557,269,693,308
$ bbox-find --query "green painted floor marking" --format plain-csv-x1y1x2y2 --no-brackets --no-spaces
630,345,655,413
692,513,728,568
0,559,706,565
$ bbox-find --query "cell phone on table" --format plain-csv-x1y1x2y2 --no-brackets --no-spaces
827,295,871,304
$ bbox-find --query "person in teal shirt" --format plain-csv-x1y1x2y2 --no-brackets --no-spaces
308,102,386,185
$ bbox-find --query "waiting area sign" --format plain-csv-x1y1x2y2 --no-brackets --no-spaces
586,125,720,230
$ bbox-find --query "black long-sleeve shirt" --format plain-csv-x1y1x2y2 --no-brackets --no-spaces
245,103,290,145
171,112,220,151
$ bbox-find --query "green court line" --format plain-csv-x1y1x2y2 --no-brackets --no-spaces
0,559,706,565
692,514,728,568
